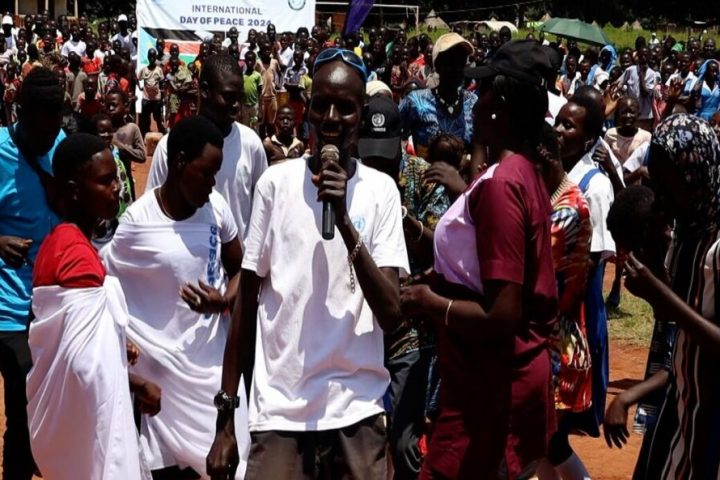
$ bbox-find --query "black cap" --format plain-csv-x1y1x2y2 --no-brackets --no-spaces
465,39,554,87
358,95,401,160
543,45,563,71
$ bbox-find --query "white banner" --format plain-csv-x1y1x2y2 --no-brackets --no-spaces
136,0,316,69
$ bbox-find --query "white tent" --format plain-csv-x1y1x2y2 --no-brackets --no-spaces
424,9,449,30
477,20,519,33
632,20,643,30
540,13,552,22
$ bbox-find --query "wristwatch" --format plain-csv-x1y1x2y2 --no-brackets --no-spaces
213,390,240,411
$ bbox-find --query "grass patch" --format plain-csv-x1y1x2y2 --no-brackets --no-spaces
606,291,654,347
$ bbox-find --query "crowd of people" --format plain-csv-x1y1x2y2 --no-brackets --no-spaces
2,7,720,480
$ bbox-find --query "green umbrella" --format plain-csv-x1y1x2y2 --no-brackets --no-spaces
540,17,561,31
540,18,612,46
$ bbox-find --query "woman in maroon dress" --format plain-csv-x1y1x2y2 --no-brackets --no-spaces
401,40,558,479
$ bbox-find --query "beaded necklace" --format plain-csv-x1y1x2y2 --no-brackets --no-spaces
432,86,462,115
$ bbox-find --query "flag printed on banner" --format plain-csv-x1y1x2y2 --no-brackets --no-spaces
343,0,374,34
136,0,316,72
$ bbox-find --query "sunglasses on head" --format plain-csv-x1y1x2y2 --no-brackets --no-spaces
313,48,368,82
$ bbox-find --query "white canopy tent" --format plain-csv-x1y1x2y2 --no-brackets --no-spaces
479,20,519,33
424,9,449,30
452,19,519,33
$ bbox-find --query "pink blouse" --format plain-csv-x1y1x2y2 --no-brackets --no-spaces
432,164,497,294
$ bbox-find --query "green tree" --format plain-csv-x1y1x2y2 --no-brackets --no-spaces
80,0,136,20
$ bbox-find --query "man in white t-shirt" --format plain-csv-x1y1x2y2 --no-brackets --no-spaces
222,27,240,49
111,14,135,56
207,51,409,480
60,25,86,58
105,116,250,479
2,16,17,53
146,53,267,241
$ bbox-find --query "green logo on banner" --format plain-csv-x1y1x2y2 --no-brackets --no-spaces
288,0,306,10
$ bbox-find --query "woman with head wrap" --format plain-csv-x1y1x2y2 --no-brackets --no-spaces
690,59,720,121
600,45,618,72
619,114,720,479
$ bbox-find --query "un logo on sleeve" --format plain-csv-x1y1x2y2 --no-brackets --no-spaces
288,0,306,10
352,216,366,234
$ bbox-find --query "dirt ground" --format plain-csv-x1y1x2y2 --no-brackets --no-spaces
0,157,649,479
571,343,646,479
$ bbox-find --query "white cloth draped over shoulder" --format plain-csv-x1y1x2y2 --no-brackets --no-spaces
101,212,249,479
27,276,151,480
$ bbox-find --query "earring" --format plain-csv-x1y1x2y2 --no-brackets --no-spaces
491,113,497,120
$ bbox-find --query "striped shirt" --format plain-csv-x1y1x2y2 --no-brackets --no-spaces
639,230,720,479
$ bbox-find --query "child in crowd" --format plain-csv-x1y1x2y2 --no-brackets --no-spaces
258,41,279,137
105,90,145,199
3,62,20,123
604,96,652,171
262,105,304,165
299,55,314,144
283,49,309,132
578,58,592,86
604,96,653,309
560,55,580,97
91,112,133,243
76,74,102,119
138,48,166,137
98,55,110,97
164,56,194,128
423,133,469,203
104,54,130,95
241,50,262,129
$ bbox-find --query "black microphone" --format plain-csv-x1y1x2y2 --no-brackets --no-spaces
320,144,340,240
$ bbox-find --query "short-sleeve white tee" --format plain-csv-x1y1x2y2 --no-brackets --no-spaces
60,39,87,58
124,188,238,243
242,158,409,432
568,153,616,256
146,122,267,243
